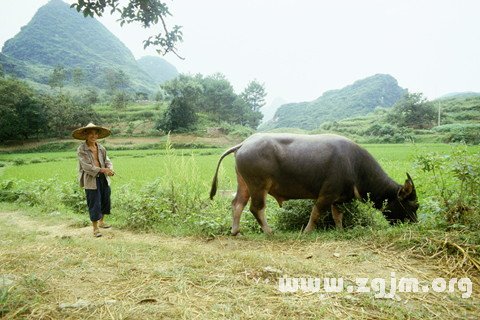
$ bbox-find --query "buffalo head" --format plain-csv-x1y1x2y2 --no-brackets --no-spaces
383,173,419,223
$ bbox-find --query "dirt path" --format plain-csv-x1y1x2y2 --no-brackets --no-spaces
0,211,478,319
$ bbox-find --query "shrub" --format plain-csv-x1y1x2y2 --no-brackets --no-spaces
60,182,88,214
0,180,20,203
433,124,480,144
273,198,388,231
29,158,43,164
13,159,26,166
415,146,480,229
274,200,314,231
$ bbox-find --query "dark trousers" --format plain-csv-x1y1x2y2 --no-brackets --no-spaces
85,174,111,222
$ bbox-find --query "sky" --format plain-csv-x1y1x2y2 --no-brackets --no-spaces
1,0,480,108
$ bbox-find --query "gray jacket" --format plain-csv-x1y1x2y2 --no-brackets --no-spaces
77,142,113,190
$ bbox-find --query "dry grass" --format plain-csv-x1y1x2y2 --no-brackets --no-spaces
0,211,478,319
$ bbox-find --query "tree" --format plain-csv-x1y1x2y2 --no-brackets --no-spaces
104,69,131,109
198,73,237,122
43,93,99,137
112,91,130,110
158,97,198,132
388,93,436,129
71,0,183,58
48,65,67,89
0,78,47,141
72,67,84,86
105,69,130,94
82,87,99,105
241,80,267,112
238,80,266,128
158,75,203,131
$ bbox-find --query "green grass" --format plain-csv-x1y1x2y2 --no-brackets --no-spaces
1,142,478,193
0,148,235,191
0,142,478,237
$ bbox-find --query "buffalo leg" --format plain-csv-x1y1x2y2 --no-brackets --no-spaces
331,204,343,230
304,196,333,233
249,191,272,234
231,172,250,236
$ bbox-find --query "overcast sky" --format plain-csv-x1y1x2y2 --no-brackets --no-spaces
1,0,480,107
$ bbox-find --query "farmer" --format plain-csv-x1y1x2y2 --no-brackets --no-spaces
72,123,115,237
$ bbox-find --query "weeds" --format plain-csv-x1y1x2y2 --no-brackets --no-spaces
413,145,480,272
273,198,389,232
415,145,479,228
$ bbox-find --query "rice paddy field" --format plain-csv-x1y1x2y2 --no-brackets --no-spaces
1,143,477,192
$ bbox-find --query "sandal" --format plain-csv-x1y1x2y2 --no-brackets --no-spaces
93,229,102,237
99,224,111,229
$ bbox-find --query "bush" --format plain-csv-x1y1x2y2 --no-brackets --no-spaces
274,200,314,231
29,158,43,164
13,158,26,166
0,180,20,203
415,146,480,230
433,124,480,144
273,198,389,231
60,182,87,214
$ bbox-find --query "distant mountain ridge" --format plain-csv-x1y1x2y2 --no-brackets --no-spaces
264,74,407,130
137,56,179,84
436,92,480,100
1,0,177,92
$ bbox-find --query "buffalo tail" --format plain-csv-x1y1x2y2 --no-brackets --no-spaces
209,144,242,199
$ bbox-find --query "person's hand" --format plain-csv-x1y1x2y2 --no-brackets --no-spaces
101,168,115,176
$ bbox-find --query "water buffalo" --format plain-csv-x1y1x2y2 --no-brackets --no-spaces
210,133,418,235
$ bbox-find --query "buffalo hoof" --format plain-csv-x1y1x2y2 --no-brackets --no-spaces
303,225,315,233
262,226,273,235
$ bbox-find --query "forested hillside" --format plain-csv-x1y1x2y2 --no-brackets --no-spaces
263,74,406,130
0,0,174,93
314,94,480,144
137,56,179,85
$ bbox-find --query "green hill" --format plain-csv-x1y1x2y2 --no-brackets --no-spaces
263,74,406,130
137,56,179,85
0,0,174,93
437,92,480,100
314,95,480,144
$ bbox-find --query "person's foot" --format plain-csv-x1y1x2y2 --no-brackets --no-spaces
93,229,102,237
98,223,111,229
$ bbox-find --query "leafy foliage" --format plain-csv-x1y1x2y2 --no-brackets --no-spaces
157,73,265,132
48,65,67,89
159,97,198,132
240,80,267,112
42,92,100,137
0,76,102,141
0,78,47,141
71,0,183,57
415,146,480,229
273,199,389,231
388,93,436,129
